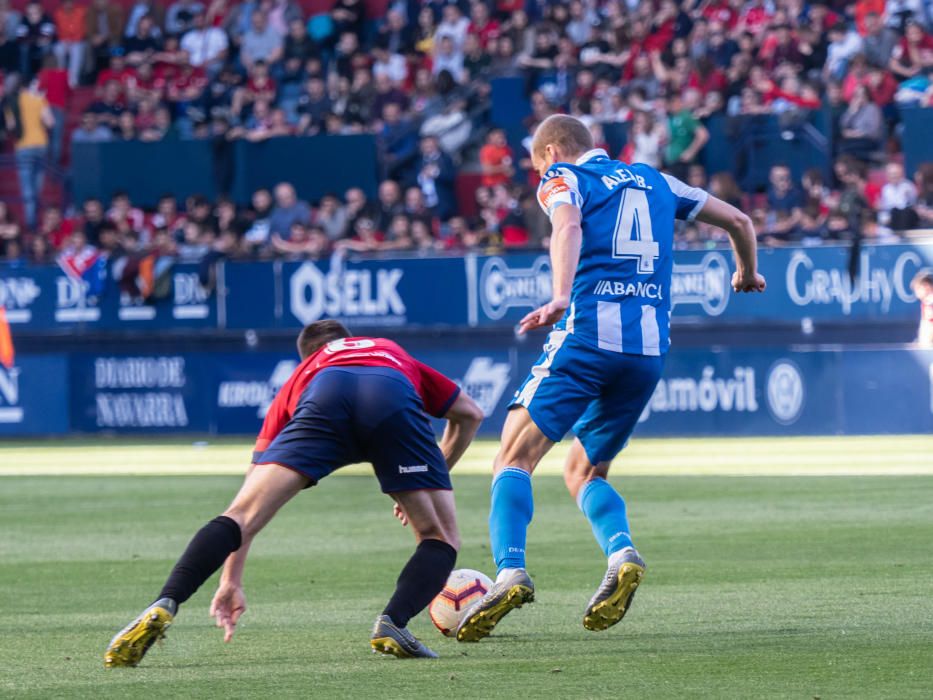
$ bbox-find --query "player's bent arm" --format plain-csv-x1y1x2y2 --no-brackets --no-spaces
549,204,583,305
518,204,583,333
438,392,484,470
695,195,766,293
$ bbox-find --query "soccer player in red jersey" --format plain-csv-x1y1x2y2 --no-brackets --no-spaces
105,321,484,665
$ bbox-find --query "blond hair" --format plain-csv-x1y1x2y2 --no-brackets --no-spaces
911,268,933,291
531,114,594,161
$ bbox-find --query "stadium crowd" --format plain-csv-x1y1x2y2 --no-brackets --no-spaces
0,0,932,270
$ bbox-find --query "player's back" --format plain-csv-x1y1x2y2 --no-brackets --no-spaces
254,337,459,460
538,149,707,356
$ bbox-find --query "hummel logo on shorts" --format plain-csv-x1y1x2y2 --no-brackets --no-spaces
398,465,429,474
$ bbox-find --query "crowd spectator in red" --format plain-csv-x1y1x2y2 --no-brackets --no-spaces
96,52,134,95
479,129,514,188
469,3,500,50
37,54,69,164
36,204,73,249
52,0,86,88
889,20,933,80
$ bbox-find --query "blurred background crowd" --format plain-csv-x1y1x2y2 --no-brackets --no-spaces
0,0,931,269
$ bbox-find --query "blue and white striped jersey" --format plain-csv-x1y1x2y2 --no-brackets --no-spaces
536,148,708,355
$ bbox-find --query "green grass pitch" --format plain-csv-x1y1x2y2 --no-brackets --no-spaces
1,436,932,698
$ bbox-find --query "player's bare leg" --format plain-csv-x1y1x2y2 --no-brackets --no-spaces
457,408,552,642
492,406,556,474
564,439,646,631
562,438,610,499
371,489,459,659
391,488,460,549
105,464,307,667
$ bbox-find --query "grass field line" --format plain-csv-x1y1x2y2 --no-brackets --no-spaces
1,436,932,477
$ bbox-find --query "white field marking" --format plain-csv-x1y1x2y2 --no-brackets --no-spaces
1,436,932,477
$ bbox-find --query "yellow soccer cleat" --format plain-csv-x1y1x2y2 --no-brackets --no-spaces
104,604,174,668
456,569,535,642
370,614,438,658
583,547,646,631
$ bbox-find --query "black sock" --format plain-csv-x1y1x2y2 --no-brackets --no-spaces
158,515,242,606
383,539,457,627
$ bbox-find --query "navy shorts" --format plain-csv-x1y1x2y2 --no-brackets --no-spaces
256,366,451,493
511,330,664,465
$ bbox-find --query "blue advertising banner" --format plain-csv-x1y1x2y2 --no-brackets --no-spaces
464,245,932,327
213,352,299,434
465,253,553,328
5,343,924,438
223,255,470,330
466,245,933,326
671,244,933,323
220,262,278,330
0,263,216,331
69,354,212,433
3,243,931,333
635,348,838,436
210,349,520,437
640,347,933,435
278,256,470,329
445,345,933,437
0,355,69,435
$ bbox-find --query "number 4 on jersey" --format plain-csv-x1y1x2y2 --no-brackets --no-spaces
612,188,659,273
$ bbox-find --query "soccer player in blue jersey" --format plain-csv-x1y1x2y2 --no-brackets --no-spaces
457,114,766,642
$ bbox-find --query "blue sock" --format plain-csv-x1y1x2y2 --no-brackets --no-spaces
578,478,633,557
489,467,534,573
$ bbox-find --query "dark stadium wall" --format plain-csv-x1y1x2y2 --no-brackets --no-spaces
71,135,380,207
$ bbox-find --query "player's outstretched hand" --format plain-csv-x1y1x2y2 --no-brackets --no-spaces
393,502,409,526
518,299,569,334
210,582,247,642
732,271,767,293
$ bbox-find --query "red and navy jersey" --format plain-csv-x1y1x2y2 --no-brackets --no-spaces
253,337,460,458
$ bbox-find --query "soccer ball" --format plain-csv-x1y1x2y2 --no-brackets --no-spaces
429,568,493,637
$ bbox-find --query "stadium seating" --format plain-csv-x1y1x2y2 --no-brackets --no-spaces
0,0,929,265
